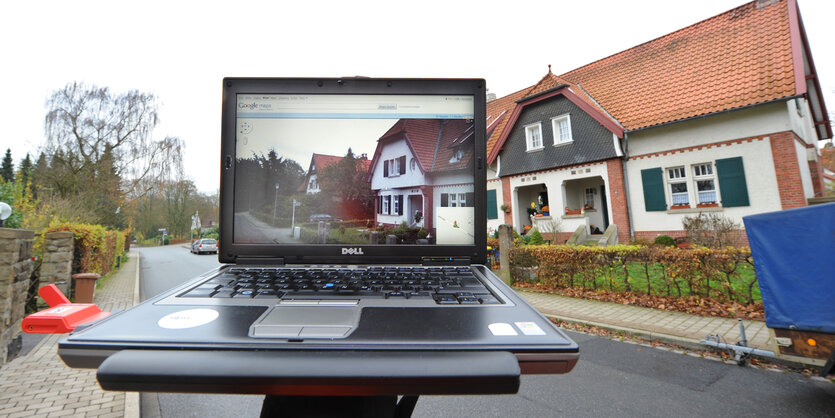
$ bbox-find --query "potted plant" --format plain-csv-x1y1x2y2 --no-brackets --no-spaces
500,203,511,213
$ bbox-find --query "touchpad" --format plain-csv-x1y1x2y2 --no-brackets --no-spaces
249,306,360,339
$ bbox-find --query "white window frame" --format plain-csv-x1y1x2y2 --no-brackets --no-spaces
551,114,572,145
387,158,401,177
667,166,690,206
393,194,400,215
692,163,718,204
458,193,467,208
524,122,543,151
449,193,458,207
584,187,595,207
383,195,390,214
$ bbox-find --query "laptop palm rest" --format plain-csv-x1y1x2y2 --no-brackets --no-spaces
249,306,360,339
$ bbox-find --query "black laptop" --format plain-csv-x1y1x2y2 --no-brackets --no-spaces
58,77,578,394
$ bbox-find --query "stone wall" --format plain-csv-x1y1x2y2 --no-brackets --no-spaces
0,228,34,367
39,231,73,304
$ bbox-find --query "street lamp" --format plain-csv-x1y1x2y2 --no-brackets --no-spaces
0,202,12,228
272,183,280,226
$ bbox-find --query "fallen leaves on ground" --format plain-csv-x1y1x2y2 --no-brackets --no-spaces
517,282,765,321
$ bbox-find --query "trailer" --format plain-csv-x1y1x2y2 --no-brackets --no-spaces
743,202,835,376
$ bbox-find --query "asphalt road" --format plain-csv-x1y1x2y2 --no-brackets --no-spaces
137,245,835,417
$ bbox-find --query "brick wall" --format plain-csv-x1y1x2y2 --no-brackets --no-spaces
606,158,631,244
0,228,34,367
808,158,826,197
769,131,807,209
634,229,749,247
501,177,512,225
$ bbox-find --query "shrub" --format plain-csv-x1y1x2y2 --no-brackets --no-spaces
653,235,676,247
682,212,740,248
528,228,545,245
46,222,126,275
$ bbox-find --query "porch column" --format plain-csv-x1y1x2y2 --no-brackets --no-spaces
501,177,512,225
420,186,433,232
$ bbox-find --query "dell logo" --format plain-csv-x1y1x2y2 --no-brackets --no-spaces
342,247,364,255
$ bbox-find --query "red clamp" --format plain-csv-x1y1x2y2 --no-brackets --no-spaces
21,284,110,334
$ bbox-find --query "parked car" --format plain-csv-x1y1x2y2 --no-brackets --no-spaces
191,238,217,255
309,214,333,223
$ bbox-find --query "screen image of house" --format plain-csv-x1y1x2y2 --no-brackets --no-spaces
367,119,475,244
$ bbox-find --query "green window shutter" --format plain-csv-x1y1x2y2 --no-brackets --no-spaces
486,189,498,219
640,167,667,211
716,157,749,207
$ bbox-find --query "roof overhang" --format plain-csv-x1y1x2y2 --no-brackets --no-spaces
789,0,832,140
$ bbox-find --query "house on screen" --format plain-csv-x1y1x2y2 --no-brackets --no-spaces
300,152,369,194
367,119,475,234
485,0,831,246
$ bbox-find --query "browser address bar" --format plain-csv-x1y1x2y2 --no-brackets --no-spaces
275,102,401,111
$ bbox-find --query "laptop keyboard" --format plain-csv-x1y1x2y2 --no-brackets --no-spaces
180,266,501,305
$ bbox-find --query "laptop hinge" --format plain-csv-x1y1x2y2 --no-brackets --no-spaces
237,257,285,266
421,257,471,266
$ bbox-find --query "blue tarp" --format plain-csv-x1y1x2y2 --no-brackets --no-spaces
743,202,835,333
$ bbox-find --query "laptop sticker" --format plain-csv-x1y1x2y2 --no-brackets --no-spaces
515,322,546,336
158,309,219,329
488,323,518,336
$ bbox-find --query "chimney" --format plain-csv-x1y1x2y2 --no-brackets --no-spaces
360,153,368,159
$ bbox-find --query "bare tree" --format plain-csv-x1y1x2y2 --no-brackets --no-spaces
44,82,183,204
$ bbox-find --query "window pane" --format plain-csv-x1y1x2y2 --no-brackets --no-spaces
670,182,689,205
697,179,716,203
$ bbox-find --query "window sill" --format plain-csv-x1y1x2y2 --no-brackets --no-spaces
553,140,574,148
562,214,585,219
526,147,544,153
666,206,723,214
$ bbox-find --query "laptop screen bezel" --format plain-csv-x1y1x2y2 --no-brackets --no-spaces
219,77,487,265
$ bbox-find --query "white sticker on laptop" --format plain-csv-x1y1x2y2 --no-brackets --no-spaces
158,309,219,329
515,322,546,336
488,323,518,336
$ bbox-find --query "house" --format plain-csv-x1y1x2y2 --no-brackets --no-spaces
486,0,831,246
367,119,475,235
300,152,369,194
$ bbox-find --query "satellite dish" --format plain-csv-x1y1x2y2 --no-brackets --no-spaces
0,202,11,222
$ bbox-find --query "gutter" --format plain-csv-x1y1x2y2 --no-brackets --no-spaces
621,131,635,241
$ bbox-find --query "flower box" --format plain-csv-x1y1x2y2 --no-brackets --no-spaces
697,203,719,208
670,204,691,210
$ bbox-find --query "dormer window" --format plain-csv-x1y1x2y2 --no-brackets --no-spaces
449,147,465,163
525,122,543,151
552,114,572,145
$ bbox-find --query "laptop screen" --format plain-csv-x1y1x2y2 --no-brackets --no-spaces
233,93,476,247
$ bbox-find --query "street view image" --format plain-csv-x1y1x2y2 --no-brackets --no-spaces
1,0,834,417
233,116,476,246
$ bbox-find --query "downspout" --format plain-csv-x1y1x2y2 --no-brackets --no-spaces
621,131,635,241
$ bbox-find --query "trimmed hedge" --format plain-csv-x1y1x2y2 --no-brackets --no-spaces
509,245,759,305
47,222,127,276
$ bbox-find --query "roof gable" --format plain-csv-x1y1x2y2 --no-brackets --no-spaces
487,0,832,158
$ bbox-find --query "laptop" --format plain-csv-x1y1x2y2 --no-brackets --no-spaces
58,77,578,393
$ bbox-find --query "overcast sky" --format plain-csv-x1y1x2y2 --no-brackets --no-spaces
1,0,832,193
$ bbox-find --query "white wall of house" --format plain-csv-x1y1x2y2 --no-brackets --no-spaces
627,102,789,156
787,98,819,147
376,189,416,226
370,140,424,190
794,138,815,198
486,179,503,235
306,173,320,194
432,183,474,210
626,137,780,232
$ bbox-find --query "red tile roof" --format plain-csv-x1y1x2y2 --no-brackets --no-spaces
368,119,474,180
486,0,824,158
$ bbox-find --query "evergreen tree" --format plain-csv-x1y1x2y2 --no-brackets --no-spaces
18,153,33,195
1,149,14,183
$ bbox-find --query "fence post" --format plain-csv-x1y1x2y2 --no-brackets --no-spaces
498,224,513,285
39,231,74,306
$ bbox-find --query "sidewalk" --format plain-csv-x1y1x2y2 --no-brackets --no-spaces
0,250,140,418
519,290,772,351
